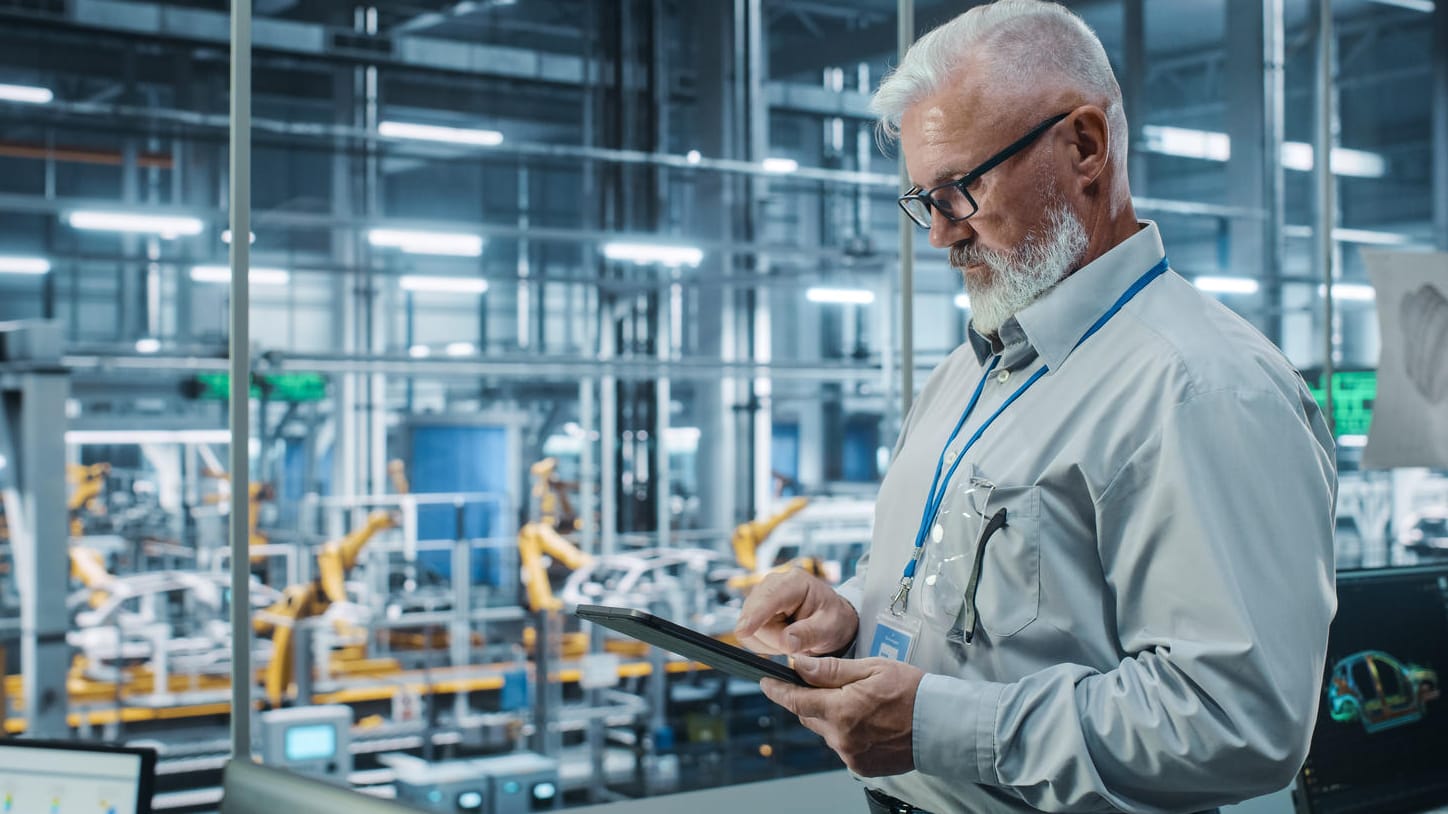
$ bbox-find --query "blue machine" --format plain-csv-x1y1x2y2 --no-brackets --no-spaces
409,423,511,584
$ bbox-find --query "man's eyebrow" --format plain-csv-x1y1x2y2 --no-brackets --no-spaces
925,167,971,188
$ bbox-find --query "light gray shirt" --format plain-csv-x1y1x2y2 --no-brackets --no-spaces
836,222,1338,813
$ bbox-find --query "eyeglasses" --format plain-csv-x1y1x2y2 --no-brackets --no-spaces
897,112,1071,230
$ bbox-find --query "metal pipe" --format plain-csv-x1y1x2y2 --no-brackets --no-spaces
228,0,253,759
897,0,914,417
1315,0,1336,432
1434,0,1448,250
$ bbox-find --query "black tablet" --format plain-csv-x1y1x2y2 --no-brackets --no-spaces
0,738,157,814
575,604,807,686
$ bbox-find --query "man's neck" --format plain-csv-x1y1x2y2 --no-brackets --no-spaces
1071,203,1140,277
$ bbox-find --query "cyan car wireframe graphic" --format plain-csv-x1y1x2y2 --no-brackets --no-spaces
1328,650,1440,734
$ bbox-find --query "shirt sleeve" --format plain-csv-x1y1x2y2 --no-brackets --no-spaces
911,387,1338,812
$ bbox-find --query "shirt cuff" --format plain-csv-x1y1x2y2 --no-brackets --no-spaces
829,580,864,657
912,673,1007,785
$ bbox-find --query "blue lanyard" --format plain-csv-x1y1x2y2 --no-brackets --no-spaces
894,257,1171,611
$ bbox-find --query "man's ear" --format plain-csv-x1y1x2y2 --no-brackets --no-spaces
1065,105,1111,189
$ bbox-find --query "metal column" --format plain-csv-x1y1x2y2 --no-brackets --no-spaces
0,322,70,738
897,0,915,417
228,0,253,758
1314,0,1337,431
1225,0,1286,345
1434,0,1448,251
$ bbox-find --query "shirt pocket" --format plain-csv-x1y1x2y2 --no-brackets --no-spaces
929,467,1042,639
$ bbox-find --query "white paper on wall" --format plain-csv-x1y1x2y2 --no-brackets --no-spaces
1361,250,1448,469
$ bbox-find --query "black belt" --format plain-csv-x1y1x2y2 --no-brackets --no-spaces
865,788,933,814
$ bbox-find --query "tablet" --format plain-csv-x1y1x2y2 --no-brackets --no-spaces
575,604,807,686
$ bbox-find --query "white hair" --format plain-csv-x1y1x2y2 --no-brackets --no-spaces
872,0,1127,166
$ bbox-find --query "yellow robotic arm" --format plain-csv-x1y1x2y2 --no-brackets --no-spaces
254,509,396,707
69,546,115,608
731,496,809,572
518,522,591,612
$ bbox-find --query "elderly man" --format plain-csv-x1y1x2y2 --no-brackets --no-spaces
734,1,1337,812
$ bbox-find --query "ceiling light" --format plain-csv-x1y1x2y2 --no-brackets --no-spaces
1280,143,1387,178
806,286,875,305
221,230,256,245
954,293,971,309
67,429,232,445
399,275,489,294
1320,283,1376,302
67,211,205,238
134,338,161,354
367,228,484,257
0,256,50,275
1363,0,1433,11
602,242,704,267
1140,126,1386,179
1331,228,1411,245
190,265,291,286
1193,276,1259,295
444,341,476,357
408,344,431,358
379,121,504,147
762,157,800,174
0,83,54,104
1337,434,1369,448
685,150,702,165
1141,125,1231,162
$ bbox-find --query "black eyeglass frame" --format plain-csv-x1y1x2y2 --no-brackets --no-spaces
897,111,1072,229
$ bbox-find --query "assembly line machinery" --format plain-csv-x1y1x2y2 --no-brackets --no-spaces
0,321,875,810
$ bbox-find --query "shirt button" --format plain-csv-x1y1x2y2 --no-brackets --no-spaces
931,523,943,543
997,369,1011,384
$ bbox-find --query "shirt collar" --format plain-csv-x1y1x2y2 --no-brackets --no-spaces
968,221,1166,371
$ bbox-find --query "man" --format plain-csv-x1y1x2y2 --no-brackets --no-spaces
734,2,1337,812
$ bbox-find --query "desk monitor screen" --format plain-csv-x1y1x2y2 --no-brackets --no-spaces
1296,565,1448,814
0,739,156,814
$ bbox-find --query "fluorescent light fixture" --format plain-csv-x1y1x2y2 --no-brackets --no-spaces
1332,227,1411,246
1319,283,1376,302
0,83,53,104
67,429,232,445
408,344,431,358
399,275,489,294
1280,143,1387,178
1364,0,1433,12
954,293,971,309
665,426,701,452
190,265,291,286
806,286,875,305
1337,434,1369,448
378,121,504,147
1140,126,1386,179
1194,276,1260,295
134,338,161,354
602,242,704,267
67,211,205,238
0,256,50,274
1141,125,1231,162
762,157,799,174
221,230,256,245
367,228,484,257
444,341,476,357
685,150,702,165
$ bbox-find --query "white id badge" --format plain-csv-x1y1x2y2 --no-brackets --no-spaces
868,612,922,662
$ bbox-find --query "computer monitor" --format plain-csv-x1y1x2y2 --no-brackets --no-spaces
1296,565,1448,814
0,738,156,814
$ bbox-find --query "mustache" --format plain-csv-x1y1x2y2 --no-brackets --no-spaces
950,243,989,269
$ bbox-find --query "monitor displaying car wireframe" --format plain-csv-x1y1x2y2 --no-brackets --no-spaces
1296,565,1448,814
0,739,155,814
284,724,339,763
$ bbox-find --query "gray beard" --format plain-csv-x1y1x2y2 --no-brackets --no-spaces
950,204,1089,337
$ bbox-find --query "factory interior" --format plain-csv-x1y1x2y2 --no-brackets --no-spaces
0,0,1445,812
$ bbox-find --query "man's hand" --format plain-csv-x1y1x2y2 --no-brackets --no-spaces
761,656,924,777
735,569,858,656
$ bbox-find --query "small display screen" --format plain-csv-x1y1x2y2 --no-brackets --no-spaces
284,724,338,762
1299,568,1448,814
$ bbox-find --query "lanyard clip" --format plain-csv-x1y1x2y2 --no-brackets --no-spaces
890,578,913,615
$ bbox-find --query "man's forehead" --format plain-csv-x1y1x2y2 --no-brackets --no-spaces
900,85,999,186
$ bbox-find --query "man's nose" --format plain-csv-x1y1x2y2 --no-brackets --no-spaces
929,211,974,249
